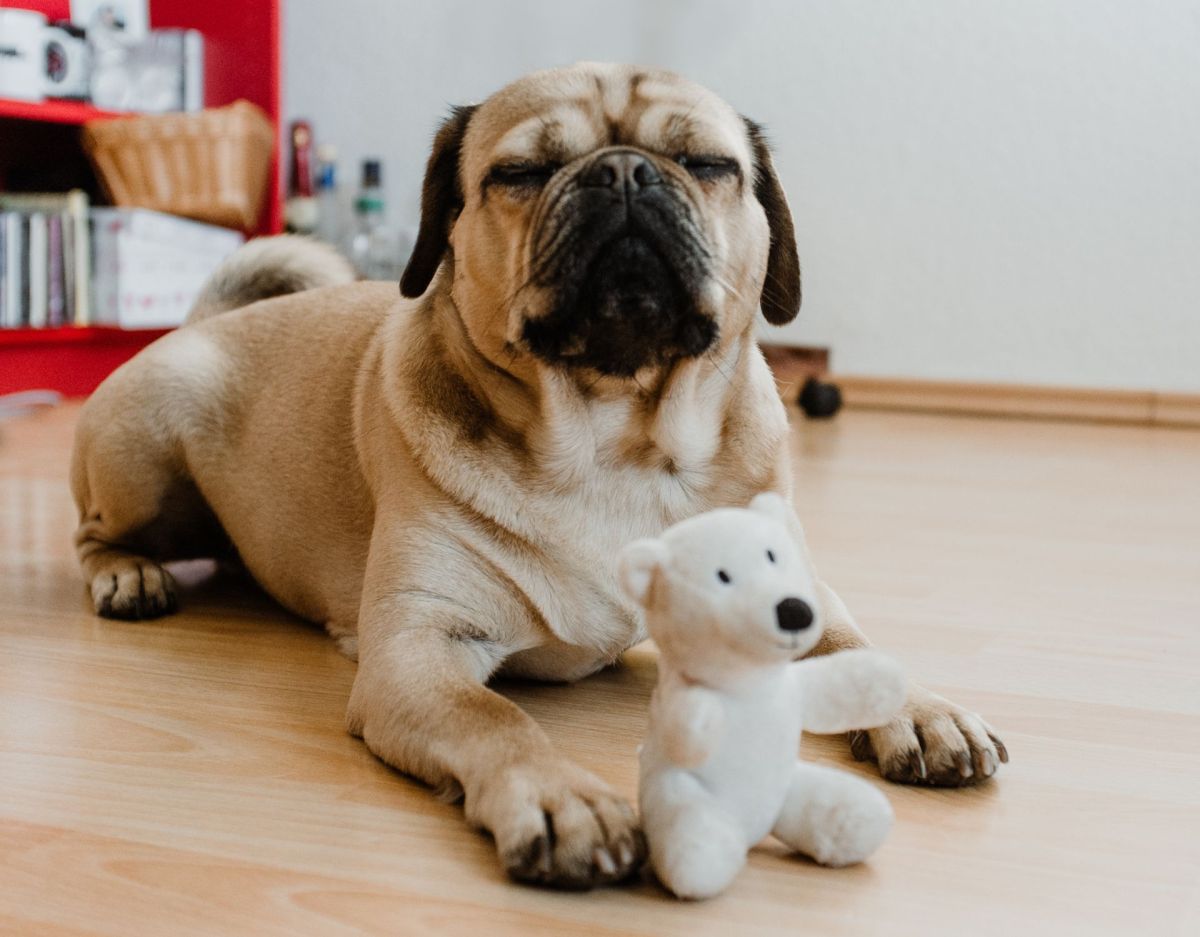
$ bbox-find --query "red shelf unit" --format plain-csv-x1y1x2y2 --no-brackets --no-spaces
0,0,282,398
0,97,128,125
0,327,172,397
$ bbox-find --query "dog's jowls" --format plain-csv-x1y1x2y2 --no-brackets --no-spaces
70,62,1006,889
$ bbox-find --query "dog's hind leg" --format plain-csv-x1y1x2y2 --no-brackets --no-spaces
71,404,185,620
69,323,242,620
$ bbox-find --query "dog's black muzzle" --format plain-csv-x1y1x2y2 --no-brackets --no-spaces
522,149,717,377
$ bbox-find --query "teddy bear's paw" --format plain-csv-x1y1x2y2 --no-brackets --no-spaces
652,808,747,900
803,784,894,867
469,761,645,889
773,763,893,867
830,649,909,727
849,687,1008,787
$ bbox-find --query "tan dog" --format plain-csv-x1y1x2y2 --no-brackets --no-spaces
71,63,1007,888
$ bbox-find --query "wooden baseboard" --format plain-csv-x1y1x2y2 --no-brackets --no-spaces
1148,392,1200,427
760,344,829,378
760,347,1200,428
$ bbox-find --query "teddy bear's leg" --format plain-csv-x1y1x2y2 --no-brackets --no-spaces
772,763,893,867
641,771,747,899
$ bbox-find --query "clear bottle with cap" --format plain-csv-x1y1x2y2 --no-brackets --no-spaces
348,159,400,281
315,144,345,247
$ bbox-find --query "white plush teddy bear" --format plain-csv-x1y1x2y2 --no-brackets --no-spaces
618,493,909,899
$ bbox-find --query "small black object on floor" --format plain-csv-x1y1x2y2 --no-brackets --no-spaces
798,378,843,419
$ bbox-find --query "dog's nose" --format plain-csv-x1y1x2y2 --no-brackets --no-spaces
776,598,814,632
580,150,662,192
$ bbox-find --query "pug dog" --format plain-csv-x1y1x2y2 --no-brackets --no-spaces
71,62,1007,889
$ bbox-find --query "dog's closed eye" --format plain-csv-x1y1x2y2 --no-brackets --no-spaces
486,162,560,190
675,154,740,182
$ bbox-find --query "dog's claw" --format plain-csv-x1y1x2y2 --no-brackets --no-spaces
509,831,551,881
617,840,633,868
848,729,873,762
911,747,928,780
594,848,617,877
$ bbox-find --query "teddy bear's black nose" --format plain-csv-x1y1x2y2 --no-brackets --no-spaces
776,598,814,632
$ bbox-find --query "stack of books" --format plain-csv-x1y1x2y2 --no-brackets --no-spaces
0,191,90,329
0,192,244,330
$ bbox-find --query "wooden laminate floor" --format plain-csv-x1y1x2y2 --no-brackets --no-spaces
1,402,1197,936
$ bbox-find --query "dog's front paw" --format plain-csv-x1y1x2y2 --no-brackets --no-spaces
467,761,645,889
848,686,1008,787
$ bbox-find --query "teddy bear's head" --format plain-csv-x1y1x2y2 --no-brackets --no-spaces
617,493,824,673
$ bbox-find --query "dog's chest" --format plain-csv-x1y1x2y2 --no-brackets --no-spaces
499,406,720,676
518,460,710,663
442,385,779,680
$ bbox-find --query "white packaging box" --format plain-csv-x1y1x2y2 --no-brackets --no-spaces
0,9,47,102
91,208,243,328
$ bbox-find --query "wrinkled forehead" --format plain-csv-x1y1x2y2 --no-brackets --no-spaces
464,64,751,169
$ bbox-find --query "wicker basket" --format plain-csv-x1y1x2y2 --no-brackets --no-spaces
82,101,275,232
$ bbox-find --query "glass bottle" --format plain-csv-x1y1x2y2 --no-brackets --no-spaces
348,159,399,281
284,120,318,236
315,144,344,247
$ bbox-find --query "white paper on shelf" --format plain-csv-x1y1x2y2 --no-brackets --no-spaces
90,208,244,329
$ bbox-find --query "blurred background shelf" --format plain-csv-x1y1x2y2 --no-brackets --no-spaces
0,98,127,126
3,0,282,231
0,327,170,397
1,0,282,398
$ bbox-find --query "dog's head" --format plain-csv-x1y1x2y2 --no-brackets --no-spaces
400,62,800,378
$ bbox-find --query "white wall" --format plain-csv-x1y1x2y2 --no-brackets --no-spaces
284,1,651,243
285,0,1200,392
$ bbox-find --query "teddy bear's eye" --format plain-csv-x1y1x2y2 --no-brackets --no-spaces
766,549,776,564
717,569,732,584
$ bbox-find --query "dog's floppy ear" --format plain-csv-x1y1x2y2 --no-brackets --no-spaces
400,104,478,298
743,118,801,325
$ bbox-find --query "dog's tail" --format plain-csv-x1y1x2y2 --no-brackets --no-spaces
186,235,357,325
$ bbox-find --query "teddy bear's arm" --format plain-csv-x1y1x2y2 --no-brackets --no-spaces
795,650,907,734
655,685,726,769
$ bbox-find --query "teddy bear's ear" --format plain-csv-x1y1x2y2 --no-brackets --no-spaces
750,491,814,558
617,539,670,607
748,491,792,525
